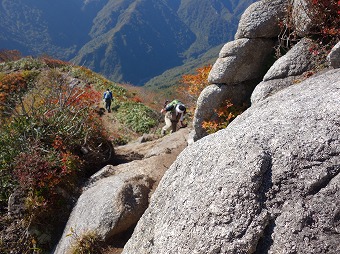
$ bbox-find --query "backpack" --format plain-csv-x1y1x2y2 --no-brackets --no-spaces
165,99,185,112
168,99,181,107
104,91,112,100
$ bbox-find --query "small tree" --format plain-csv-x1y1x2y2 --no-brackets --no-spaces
177,65,212,113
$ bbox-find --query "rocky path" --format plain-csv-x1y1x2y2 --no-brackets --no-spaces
59,109,191,253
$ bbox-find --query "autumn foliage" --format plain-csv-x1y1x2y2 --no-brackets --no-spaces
176,65,212,119
307,0,340,38
0,49,21,62
180,65,212,100
0,59,113,252
178,65,247,134
279,0,339,57
202,100,247,134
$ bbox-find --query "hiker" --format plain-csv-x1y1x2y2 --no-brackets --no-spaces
160,99,187,135
103,88,113,112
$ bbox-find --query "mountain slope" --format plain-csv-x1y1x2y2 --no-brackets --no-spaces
73,0,256,85
0,0,256,85
72,0,195,85
0,0,105,59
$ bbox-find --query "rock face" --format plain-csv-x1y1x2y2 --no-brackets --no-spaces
193,82,255,139
235,0,287,39
122,69,340,254
193,0,286,141
208,38,275,85
292,0,313,37
263,38,315,81
53,173,153,254
327,41,340,68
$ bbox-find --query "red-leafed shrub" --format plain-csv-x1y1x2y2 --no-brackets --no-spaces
40,55,70,68
202,100,248,134
278,0,339,60
0,49,22,62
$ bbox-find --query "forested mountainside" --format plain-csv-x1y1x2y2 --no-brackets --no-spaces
0,0,256,85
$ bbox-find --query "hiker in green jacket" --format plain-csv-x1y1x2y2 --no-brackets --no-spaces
160,99,187,135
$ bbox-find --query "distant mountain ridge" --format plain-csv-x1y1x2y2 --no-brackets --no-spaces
0,0,256,85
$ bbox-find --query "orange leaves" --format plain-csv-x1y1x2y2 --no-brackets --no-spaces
202,100,247,134
176,65,212,114
0,72,27,92
131,95,143,103
52,135,66,150
67,86,101,108
180,65,212,99
322,28,340,36
279,0,339,61
307,0,340,38
0,72,28,116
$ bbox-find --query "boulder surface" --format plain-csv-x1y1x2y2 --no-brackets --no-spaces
122,69,340,254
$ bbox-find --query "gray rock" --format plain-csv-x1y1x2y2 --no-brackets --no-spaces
187,130,196,146
208,38,275,84
292,0,313,37
251,76,296,104
137,133,158,143
263,38,315,81
193,82,255,141
327,41,340,68
122,69,340,254
7,188,27,217
235,0,287,39
53,173,152,254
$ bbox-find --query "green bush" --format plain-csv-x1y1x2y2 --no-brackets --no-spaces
116,101,158,133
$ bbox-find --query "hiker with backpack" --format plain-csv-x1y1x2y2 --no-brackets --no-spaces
160,99,187,135
103,88,113,112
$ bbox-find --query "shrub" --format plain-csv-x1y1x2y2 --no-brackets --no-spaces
278,0,340,63
0,72,27,111
0,49,22,62
202,100,247,134
68,229,104,254
116,101,158,133
0,67,112,252
39,55,70,68
177,65,212,113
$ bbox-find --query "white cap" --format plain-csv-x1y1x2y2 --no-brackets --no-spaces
176,104,185,114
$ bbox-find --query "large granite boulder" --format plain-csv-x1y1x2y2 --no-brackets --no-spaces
263,38,315,81
193,81,255,141
53,172,152,254
251,76,296,104
122,69,340,254
235,0,287,39
327,41,340,69
292,0,313,37
53,128,190,253
195,0,286,142
208,38,275,84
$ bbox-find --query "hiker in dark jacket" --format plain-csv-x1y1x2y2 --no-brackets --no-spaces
160,99,187,135
103,88,113,112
